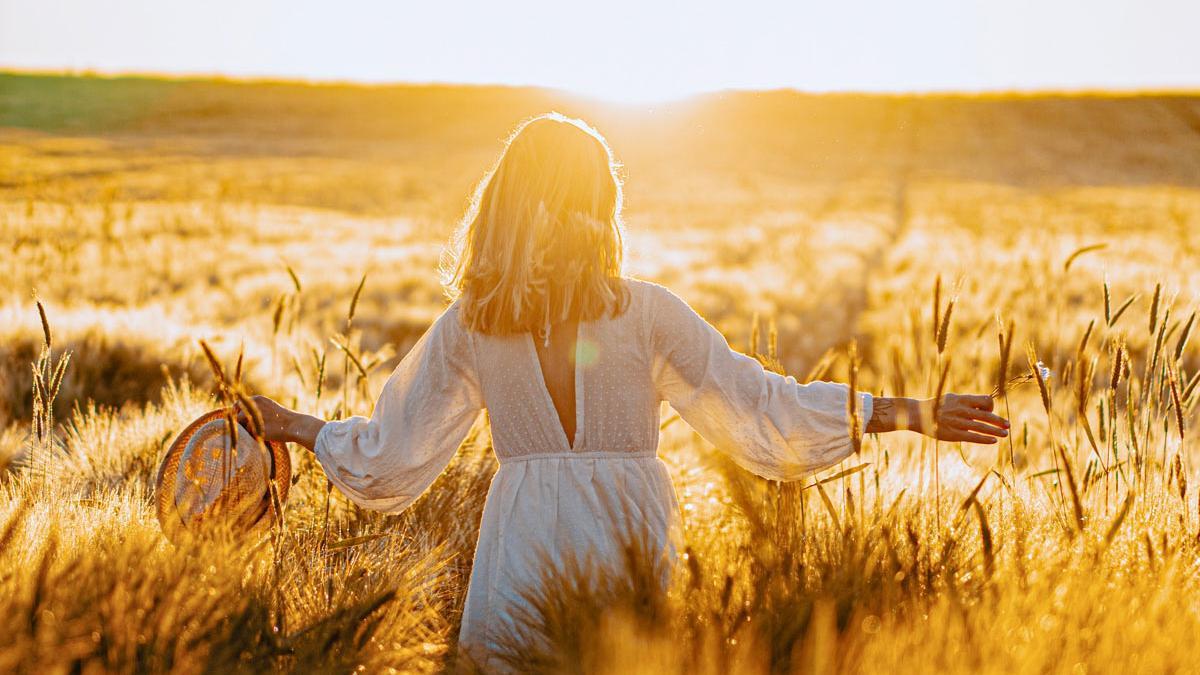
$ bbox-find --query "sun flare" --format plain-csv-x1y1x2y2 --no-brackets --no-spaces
561,78,707,106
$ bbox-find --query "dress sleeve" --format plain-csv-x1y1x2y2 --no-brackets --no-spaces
313,302,484,512
648,285,872,481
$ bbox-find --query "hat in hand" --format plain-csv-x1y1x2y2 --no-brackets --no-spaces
154,409,291,541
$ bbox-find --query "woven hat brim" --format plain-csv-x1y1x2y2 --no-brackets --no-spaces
155,408,291,541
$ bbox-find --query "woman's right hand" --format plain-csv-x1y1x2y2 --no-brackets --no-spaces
922,393,1009,444
866,394,1009,444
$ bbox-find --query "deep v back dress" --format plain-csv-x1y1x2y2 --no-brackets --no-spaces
314,278,872,668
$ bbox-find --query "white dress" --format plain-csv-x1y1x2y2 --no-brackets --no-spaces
314,279,872,668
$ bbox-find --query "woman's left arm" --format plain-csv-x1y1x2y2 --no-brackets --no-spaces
239,395,326,451
239,302,484,513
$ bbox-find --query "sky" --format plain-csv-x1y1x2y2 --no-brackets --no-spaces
2,0,1198,102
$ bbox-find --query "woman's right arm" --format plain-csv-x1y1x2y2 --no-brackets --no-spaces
647,284,1007,481
865,395,1008,444
648,284,872,481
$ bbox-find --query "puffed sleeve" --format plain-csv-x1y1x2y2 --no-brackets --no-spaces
313,301,484,512
648,285,871,481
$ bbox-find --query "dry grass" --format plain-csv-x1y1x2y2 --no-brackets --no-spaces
1,72,1199,673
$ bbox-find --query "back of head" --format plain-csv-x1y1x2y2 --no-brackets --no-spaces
446,113,629,336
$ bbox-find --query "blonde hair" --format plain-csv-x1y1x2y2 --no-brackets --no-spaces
444,113,629,336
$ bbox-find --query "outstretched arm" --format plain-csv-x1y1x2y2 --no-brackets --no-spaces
238,395,325,451
239,302,482,513
866,393,1009,444
650,284,875,480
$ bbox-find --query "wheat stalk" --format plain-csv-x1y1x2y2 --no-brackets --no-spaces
847,341,862,455
1175,311,1195,363
1149,282,1162,336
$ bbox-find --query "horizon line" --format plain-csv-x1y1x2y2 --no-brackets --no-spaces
3,66,1199,101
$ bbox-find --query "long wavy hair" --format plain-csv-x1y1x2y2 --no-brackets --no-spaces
444,113,630,337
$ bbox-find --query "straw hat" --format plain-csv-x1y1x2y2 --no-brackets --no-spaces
155,409,291,541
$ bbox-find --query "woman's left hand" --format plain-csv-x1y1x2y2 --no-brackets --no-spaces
236,395,326,451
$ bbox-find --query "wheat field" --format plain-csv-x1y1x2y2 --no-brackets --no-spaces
2,72,1200,673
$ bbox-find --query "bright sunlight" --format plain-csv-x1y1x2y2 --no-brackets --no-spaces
3,0,1199,99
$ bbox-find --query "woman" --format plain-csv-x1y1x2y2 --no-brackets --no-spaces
245,113,1009,668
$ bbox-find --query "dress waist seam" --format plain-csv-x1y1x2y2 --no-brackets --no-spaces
496,451,657,464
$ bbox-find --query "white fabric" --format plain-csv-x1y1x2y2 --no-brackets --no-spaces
314,279,872,668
